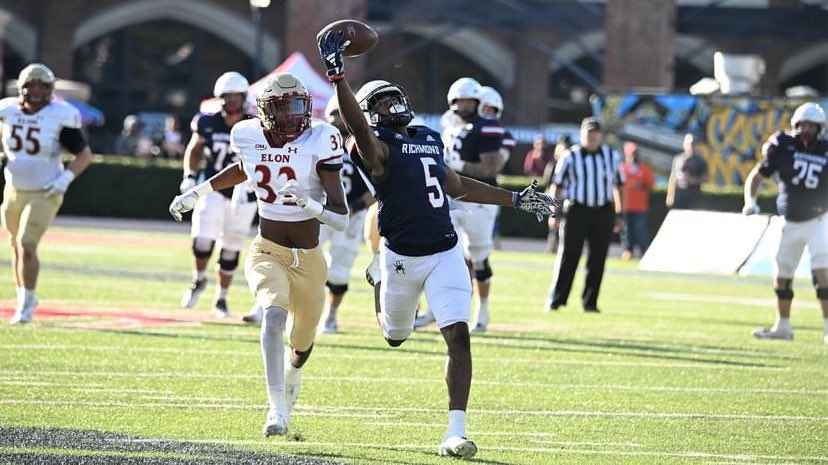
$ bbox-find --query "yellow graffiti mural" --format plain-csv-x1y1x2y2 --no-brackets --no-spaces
598,94,815,187
703,105,791,186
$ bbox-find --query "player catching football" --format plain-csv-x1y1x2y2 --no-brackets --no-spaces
743,102,828,345
318,26,557,459
169,72,348,437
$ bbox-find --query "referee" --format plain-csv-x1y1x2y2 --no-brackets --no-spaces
545,117,624,312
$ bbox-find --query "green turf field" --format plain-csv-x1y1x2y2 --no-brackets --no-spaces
0,224,826,465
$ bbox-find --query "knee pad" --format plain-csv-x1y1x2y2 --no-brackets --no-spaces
326,281,348,296
817,288,828,300
775,279,794,300
192,238,215,259
473,258,493,283
263,307,287,333
217,249,240,274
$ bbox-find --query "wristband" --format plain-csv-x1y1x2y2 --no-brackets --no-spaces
302,197,325,216
193,181,214,197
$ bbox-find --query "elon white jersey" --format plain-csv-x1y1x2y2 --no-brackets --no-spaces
231,118,343,222
0,97,82,190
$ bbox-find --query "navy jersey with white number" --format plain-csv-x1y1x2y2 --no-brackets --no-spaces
190,112,252,198
443,115,505,186
350,125,457,256
758,131,828,221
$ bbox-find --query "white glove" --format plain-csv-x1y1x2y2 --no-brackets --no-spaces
277,179,324,215
179,175,197,193
169,190,200,222
45,170,75,198
742,201,760,216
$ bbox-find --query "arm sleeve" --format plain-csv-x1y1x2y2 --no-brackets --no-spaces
59,127,88,154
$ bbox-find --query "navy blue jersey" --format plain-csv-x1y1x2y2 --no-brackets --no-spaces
349,125,457,256
758,131,828,221
443,115,505,186
341,152,369,209
190,112,251,198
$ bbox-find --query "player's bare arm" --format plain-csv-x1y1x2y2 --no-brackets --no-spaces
319,168,348,215
456,151,502,179
66,146,92,177
205,161,246,191
446,169,512,206
333,79,389,177
183,133,204,175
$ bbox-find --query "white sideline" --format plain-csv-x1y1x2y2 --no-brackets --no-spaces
107,437,828,462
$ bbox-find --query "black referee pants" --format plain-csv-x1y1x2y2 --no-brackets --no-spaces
550,203,614,309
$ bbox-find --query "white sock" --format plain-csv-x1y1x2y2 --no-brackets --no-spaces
24,289,35,303
446,409,466,439
327,305,339,321
215,286,228,301
16,286,25,307
195,270,205,281
823,318,828,335
774,317,791,332
476,299,489,326
267,386,288,414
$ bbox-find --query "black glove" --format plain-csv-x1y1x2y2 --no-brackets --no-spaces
318,30,350,82
513,180,560,222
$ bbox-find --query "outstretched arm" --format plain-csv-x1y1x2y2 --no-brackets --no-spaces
169,162,246,221
446,169,558,221
319,30,389,177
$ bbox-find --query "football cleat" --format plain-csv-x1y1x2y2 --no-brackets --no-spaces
263,409,289,437
242,305,263,324
9,296,37,325
438,436,477,459
180,278,207,308
413,309,436,329
213,299,230,319
752,327,793,341
470,323,487,334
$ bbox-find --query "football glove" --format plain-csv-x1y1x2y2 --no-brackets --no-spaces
513,180,559,222
318,30,350,82
45,170,75,198
169,190,200,222
742,202,760,216
179,174,197,194
277,179,323,215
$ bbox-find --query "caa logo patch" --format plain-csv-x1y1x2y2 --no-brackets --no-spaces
255,144,266,150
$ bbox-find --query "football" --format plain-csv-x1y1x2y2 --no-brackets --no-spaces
316,19,379,57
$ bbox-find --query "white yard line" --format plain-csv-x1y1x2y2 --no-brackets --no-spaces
0,370,821,395
0,399,825,422
0,347,803,372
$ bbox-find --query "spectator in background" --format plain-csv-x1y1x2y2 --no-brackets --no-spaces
523,134,552,177
161,116,185,159
620,142,654,260
113,114,150,157
666,133,709,210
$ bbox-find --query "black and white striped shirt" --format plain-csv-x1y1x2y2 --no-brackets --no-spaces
552,144,624,207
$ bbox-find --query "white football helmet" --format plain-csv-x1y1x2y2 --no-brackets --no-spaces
478,86,503,119
355,80,413,128
256,72,311,146
213,71,249,97
446,77,481,106
18,63,56,107
790,102,825,128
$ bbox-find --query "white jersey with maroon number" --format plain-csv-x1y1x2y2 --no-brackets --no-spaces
0,97,82,190
231,118,343,223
